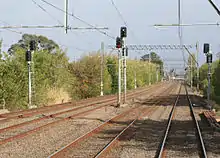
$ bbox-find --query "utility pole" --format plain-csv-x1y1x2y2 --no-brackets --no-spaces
116,37,122,107
207,60,211,109
156,66,159,83
134,71,137,89
148,53,151,85
196,42,200,93
100,42,104,96
190,55,193,89
118,49,121,106
123,46,127,104
134,57,137,89
64,0,68,34
203,43,213,110
26,40,36,109
120,27,127,104
28,57,32,108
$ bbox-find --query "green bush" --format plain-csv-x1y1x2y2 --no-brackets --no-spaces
0,35,162,110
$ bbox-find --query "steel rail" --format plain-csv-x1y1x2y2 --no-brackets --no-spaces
184,85,207,158
155,83,182,158
0,98,116,134
48,106,140,158
0,82,164,120
0,82,166,134
0,102,112,145
48,84,177,158
94,106,158,158
0,83,171,145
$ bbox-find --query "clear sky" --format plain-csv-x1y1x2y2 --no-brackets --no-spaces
1,0,220,69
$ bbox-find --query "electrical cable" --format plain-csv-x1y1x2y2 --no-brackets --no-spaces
0,20,23,35
178,0,186,69
40,0,115,39
32,0,63,25
208,0,220,16
32,1,97,50
109,0,140,43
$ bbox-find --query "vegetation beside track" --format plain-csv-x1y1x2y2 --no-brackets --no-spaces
0,34,162,110
193,59,220,111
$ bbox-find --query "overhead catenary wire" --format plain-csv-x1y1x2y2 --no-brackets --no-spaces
154,23,220,27
208,0,220,16
0,25,63,29
40,0,115,39
32,0,100,53
0,20,23,35
109,0,140,42
32,0,63,25
60,44,88,52
109,0,140,57
178,0,186,68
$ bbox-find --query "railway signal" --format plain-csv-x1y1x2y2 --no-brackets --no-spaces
30,40,36,51
116,27,128,107
120,27,127,38
203,43,210,54
116,37,121,48
116,36,122,107
203,43,212,110
122,47,128,57
26,50,32,62
27,40,37,109
120,26,127,104
206,53,213,64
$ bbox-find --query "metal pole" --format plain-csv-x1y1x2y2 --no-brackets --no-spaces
100,42,104,96
28,61,32,108
64,0,68,34
123,40,127,104
156,66,159,83
148,53,151,85
191,55,193,89
134,71,137,89
117,49,121,107
207,62,211,109
196,42,199,93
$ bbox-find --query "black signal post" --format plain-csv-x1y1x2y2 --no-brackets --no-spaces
203,43,212,110
27,40,37,109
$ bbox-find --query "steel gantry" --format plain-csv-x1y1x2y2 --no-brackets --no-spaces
108,44,194,51
108,44,199,91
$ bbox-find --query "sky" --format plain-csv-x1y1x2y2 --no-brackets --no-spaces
1,0,220,70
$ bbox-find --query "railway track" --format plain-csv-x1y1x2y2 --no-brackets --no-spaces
0,82,172,146
0,82,165,129
189,89,220,157
0,82,164,123
47,82,178,158
156,83,207,158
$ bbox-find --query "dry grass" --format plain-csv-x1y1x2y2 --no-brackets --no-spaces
46,88,71,105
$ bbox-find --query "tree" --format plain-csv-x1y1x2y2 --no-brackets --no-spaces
8,34,59,55
69,53,102,99
186,54,197,86
106,57,118,94
141,52,163,75
213,62,220,96
0,35,74,110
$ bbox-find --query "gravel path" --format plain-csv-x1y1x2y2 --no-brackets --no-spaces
0,99,114,130
188,90,220,158
56,106,144,158
0,82,173,158
0,105,129,158
0,102,115,143
101,82,180,158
